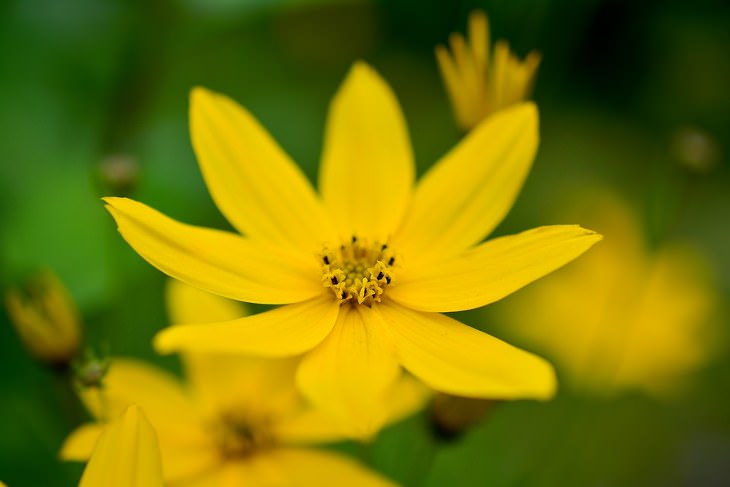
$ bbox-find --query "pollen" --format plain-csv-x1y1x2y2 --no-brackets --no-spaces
213,411,275,459
321,236,396,306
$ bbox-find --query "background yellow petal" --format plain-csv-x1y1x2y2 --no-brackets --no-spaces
378,302,556,399
77,358,219,483
105,197,320,305
79,405,164,487
166,278,249,324
190,87,337,251
59,423,103,461
296,306,401,440
164,279,303,421
319,62,414,241
79,358,197,426
185,355,301,423
268,448,398,487
388,225,602,312
380,374,432,427
274,408,350,445
391,103,538,263
155,297,339,356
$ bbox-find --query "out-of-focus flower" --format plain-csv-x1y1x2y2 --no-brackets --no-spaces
497,193,717,397
5,271,81,366
435,10,541,131
78,405,163,487
62,280,423,485
103,61,600,437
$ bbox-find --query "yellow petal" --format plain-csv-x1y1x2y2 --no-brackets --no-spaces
184,354,301,422
79,405,164,487
59,423,103,461
391,103,538,262
380,374,431,426
275,374,429,445
155,297,339,356
79,358,197,427
269,448,398,487
296,305,401,440
165,278,248,324
104,197,320,305
377,302,556,399
389,225,602,312
274,408,350,445
319,62,414,241
78,358,219,483
190,87,337,251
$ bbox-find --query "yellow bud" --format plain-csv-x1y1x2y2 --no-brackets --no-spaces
435,10,541,131
5,271,81,366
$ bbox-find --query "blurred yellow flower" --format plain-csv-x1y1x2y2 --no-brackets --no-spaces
78,405,164,487
103,61,600,436
436,10,541,131
497,193,717,397
62,280,419,485
5,271,81,365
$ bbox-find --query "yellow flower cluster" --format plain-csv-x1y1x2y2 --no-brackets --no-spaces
13,9,717,487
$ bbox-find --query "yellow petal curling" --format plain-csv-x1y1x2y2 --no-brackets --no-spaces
389,225,602,312
319,62,414,241
104,197,320,304
78,405,164,487
191,87,337,251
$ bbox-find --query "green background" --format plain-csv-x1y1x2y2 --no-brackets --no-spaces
1,0,729,485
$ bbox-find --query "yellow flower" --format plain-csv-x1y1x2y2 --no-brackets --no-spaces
78,405,164,487
5,271,81,365
497,193,717,397
436,10,542,131
62,280,420,485
103,62,600,436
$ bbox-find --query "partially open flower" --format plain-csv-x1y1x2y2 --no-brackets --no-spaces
436,10,541,131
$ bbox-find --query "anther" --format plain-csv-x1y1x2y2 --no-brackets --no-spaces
323,256,330,265
376,271,384,280
331,276,338,285
386,276,391,284
388,257,395,265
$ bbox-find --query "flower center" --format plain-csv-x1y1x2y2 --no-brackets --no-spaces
321,236,396,306
213,411,275,459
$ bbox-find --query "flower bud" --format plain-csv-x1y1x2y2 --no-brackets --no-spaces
6,271,81,366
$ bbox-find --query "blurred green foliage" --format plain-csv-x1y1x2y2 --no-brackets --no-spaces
1,0,729,485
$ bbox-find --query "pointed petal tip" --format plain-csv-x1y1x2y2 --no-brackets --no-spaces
341,61,385,93
190,85,215,103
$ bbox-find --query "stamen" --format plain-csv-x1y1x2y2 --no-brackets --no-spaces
320,236,397,306
213,411,275,459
